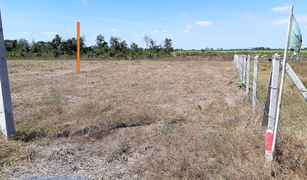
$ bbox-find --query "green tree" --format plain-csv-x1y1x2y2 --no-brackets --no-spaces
109,36,121,53
143,35,152,49
61,38,77,55
18,38,30,52
96,34,108,48
31,43,41,53
120,40,128,52
80,35,86,49
163,38,173,54
5,40,17,51
38,41,51,53
51,34,62,50
130,43,140,60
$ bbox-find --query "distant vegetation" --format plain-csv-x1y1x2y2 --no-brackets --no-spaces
5,36,307,59
171,47,307,57
4,34,174,59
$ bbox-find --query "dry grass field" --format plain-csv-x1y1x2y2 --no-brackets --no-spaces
0,58,306,179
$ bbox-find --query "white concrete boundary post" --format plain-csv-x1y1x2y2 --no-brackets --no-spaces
0,10,15,140
252,55,259,115
265,53,281,161
246,55,251,94
239,55,243,81
236,54,239,72
243,55,246,84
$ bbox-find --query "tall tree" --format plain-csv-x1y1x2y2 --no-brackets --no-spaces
143,35,152,48
51,34,62,50
130,42,140,59
5,40,17,52
31,42,41,53
18,38,30,52
109,36,121,52
163,38,173,54
120,40,127,52
96,34,108,48
80,35,86,49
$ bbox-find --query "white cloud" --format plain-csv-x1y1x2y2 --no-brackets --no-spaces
295,15,307,22
41,32,58,35
162,30,168,33
212,5,215,10
271,4,289,11
180,13,188,16
244,12,252,15
272,18,288,24
273,15,307,24
92,35,98,38
134,34,139,37
150,30,158,33
183,24,192,32
111,28,118,31
82,0,88,5
196,21,212,26
142,34,145,37
22,32,28,34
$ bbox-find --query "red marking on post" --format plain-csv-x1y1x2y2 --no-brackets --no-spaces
77,22,80,73
265,130,274,151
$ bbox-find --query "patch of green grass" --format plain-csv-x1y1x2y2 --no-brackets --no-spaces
41,69,55,72
145,144,160,152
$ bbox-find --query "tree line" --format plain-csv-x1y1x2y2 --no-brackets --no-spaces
4,34,174,59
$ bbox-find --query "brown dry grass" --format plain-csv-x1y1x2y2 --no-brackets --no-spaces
0,58,305,179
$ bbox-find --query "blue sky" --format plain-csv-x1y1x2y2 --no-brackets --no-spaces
1,0,307,49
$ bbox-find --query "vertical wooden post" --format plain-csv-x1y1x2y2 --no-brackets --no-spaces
243,55,246,84
252,55,258,115
246,55,251,94
0,10,15,140
265,53,281,161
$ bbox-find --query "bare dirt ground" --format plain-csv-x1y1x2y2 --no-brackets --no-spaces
0,59,304,179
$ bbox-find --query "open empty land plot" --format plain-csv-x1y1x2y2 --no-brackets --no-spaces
0,59,305,179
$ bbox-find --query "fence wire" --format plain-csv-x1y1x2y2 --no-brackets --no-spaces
234,55,307,123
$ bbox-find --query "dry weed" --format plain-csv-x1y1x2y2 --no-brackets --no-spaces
0,59,306,179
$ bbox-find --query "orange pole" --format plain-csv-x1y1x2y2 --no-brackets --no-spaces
77,22,80,73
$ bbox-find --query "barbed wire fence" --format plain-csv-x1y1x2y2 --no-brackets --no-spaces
234,54,307,124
